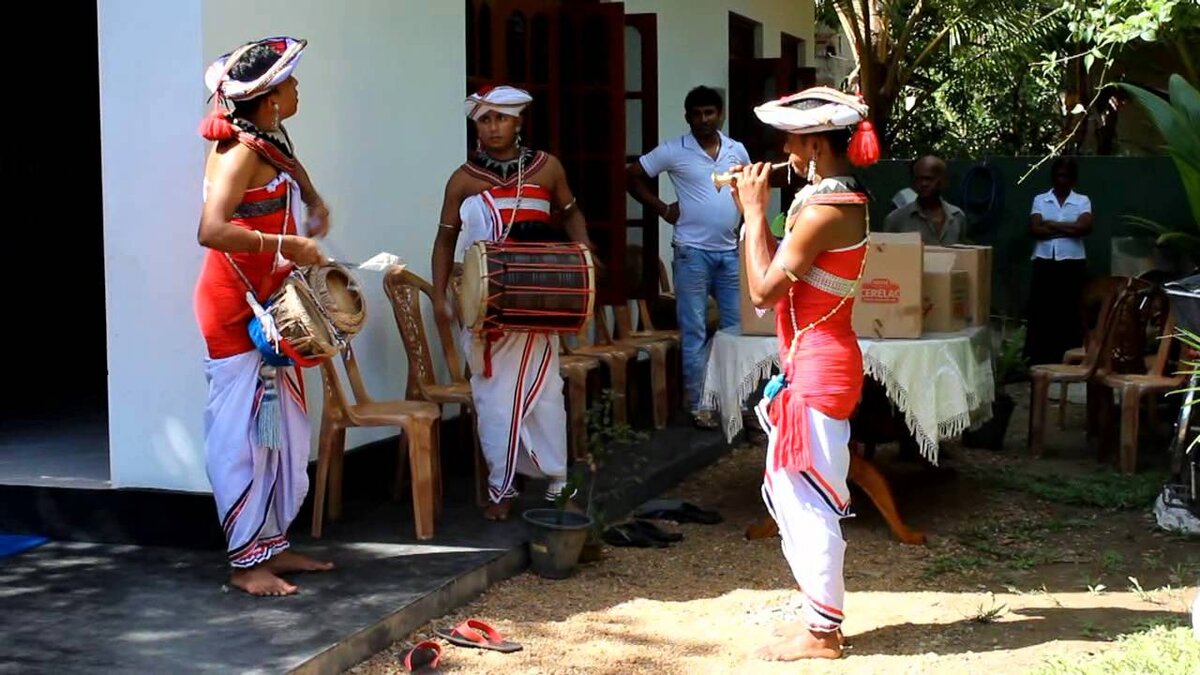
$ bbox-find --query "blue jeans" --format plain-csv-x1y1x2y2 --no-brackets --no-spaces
673,245,741,412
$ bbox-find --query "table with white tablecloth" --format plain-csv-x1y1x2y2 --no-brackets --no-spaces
700,325,995,464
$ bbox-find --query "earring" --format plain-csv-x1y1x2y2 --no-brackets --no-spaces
516,132,523,149
806,156,817,184
271,101,281,130
787,162,794,185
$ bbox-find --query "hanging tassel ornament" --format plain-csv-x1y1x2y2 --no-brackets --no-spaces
199,92,237,142
255,364,284,452
847,120,881,167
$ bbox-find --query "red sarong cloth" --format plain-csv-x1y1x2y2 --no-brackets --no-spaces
768,244,866,473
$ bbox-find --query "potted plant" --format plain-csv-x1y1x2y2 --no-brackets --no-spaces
963,322,1026,451
522,390,646,578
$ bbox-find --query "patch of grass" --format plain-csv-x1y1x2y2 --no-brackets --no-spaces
1079,620,1106,639
1031,622,1197,675
1101,550,1125,573
1006,552,1046,571
1082,574,1106,595
971,594,1007,624
967,467,1166,510
952,518,1056,573
923,553,988,580
1128,576,1155,604
1168,560,1200,585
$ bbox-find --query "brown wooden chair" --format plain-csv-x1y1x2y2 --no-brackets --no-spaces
312,343,442,540
605,304,678,429
559,352,600,460
1057,276,1132,428
632,255,677,334
636,256,719,334
1028,278,1151,456
563,309,638,425
383,266,488,506
1095,289,1182,473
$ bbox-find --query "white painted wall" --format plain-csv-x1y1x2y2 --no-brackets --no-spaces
101,0,465,491
614,0,815,281
100,0,210,491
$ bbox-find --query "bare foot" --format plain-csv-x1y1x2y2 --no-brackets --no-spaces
773,622,845,643
230,567,298,597
483,498,514,521
758,629,842,661
265,550,335,574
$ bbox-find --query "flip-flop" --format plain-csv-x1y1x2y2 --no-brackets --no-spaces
435,619,523,653
634,500,723,525
628,519,683,543
602,523,666,548
402,640,443,673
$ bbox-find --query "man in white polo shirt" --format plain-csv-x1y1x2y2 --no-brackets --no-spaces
627,86,750,428
1024,156,1093,367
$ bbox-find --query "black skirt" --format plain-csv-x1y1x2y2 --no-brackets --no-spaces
1023,257,1087,368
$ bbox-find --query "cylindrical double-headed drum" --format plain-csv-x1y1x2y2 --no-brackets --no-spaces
459,241,595,333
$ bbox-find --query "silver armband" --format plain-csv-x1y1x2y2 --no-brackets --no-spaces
438,222,460,231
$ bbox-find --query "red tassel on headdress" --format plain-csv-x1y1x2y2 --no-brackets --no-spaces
847,120,881,167
199,97,236,141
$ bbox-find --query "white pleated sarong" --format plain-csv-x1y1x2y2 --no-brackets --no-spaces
757,399,852,632
204,351,310,568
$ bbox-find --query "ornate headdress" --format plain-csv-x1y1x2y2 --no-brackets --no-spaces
753,86,880,166
464,85,533,121
199,36,307,142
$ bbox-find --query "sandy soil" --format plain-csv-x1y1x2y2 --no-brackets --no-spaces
352,412,1198,675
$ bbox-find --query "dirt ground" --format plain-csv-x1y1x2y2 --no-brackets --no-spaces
353,388,1199,674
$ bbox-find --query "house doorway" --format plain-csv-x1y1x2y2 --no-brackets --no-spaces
1,2,109,487
465,0,633,303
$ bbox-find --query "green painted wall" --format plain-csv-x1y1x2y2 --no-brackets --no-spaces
857,157,1191,319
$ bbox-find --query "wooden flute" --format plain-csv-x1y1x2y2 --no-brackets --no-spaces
711,161,790,189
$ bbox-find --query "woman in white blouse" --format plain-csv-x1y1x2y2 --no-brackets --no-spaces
1024,157,1094,367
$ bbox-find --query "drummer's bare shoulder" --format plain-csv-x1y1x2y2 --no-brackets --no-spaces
439,166,478,224
532,152,568,186
530,153,581,209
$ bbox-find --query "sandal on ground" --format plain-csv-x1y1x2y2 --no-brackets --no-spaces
435,619,523,653
402,640,443,673
628,518,683,543
602,522,666,548
633,499,723,525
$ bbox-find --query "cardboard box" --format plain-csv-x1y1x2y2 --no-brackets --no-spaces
852,232,924,339
922,250,969,333
738,239,776,335
926,244,993,326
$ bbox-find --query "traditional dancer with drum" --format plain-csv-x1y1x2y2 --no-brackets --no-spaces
431,85,598,521
733,87,880,660
194,36,334,596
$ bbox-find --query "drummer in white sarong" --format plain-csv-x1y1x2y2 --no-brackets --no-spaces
430,85,599,521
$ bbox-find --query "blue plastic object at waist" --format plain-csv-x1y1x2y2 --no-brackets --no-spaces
763,373,787,403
